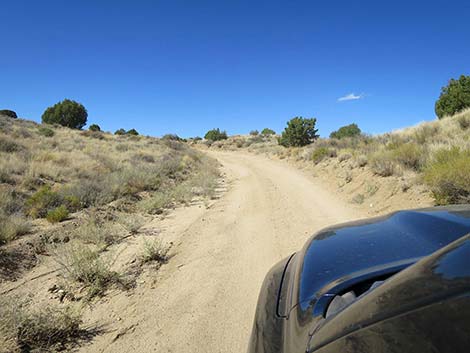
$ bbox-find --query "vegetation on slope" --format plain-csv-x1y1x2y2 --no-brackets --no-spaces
199,109,470,206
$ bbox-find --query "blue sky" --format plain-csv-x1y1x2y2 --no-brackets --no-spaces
1,1,469,137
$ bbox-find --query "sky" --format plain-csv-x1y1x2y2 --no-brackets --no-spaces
1,0,470,138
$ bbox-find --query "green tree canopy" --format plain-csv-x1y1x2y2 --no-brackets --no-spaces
0,109,17,119
89,124,101,132
330,123,361,139
115,128,126,135
261,128,276,135
279,117,319,147
204,128,228,141
435,75,470,119
41,99,87,129
127,128,139,136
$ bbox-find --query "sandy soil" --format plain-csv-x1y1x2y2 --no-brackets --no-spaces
73,151,364,353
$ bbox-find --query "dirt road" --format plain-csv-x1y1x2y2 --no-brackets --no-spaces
79,151,363,353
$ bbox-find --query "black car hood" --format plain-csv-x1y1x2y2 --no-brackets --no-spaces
295,205,470,311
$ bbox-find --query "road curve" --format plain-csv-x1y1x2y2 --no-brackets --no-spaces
78,151,363,353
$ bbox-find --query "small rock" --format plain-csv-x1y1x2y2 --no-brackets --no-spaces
48,284,59,293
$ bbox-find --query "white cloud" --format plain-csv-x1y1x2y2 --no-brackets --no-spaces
337,93,364,102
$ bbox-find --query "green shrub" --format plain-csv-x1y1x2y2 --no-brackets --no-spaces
311,147,336,164
25,186,63,218
279,117,319,147
249,130,259,136
204,128,228,141
115,128,126,135
42,99,88,129
261,128,276,135
423,148,470,205
46,205,69,223
0,109,17,119
88,124,101,132
127,128,139,136
435,75,470,119
37,126,55,137
330,123,361,139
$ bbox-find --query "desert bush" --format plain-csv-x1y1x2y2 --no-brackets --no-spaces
330,123,361,139
0,298,83,353
81,130,104,139
55,243,120,298
75,216,119,247
37,126,55,137
311,147,336,164
0,109,17,119
25,186,63,218
391,142,425,171
88,124,101,132
64,179,114,208
127,128,139,136
279,117,319,147
423,147,470,205
351,193,365,204
119,215,146,234
140,239,169,265
413,124,440,144
205,128,228,141
42,99,88,129
0,188,23,215
249,130,259,136
355,155,368,167
435,75,470,119
0,135,23,152
162,133,183,141
338,152,352,162
369,150,397,177
141,191,173,214
46,205,69,223
457,113,470,130
261,128,276,136
0,215,31,244
115,128,126,135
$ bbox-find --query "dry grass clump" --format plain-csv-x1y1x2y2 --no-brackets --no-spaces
0,214,31,245
369,150,397,177
0,297,83,353
140,239,169,265
54,243,121,298
74,216,120,247
310,147,337,164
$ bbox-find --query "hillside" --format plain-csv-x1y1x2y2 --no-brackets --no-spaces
0,115,219,352
1,110,469,352
197,109,470,215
